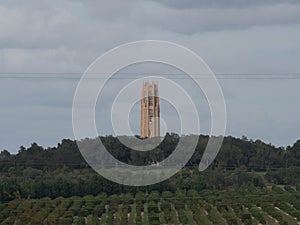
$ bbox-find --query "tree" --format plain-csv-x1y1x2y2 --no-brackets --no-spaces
0,150,10,159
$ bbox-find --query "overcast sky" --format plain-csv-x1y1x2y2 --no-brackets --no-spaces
1,0,300,153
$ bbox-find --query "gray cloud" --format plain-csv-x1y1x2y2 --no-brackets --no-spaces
1,0,300,54
131,2,300,34
0,0,300,152
153,0,300,9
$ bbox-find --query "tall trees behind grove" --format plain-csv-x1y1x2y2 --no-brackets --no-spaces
1,134,299,171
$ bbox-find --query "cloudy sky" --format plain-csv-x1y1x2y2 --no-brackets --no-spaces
1,0,300,153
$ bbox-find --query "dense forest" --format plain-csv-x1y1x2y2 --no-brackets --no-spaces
1,133,300,170
0,134,299,202
0,134,300,224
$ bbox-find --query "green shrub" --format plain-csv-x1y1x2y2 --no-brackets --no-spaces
73,216,85,225
249,207,266,224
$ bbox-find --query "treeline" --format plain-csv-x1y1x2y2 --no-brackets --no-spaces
0,139,86,171
1,133,300,171
0,134,300,201
0,166,276,201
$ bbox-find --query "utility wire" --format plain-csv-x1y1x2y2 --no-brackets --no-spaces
0,160,294,171
0,72,300,79
0,72,300,75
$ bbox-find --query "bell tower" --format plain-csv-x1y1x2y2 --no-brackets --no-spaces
140,81,160,138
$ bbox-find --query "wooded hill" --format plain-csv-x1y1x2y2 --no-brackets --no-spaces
1,133,299,171
0,134,299,202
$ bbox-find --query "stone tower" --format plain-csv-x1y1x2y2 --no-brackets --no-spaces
140,81,160,138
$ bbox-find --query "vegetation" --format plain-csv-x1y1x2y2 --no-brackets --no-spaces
0,134,300,224
0,187,299,224
1,134,300,172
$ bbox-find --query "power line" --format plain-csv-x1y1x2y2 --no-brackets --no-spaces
0,72,300,80
1,76,300,80
0,160,294,171
0,72,300,75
